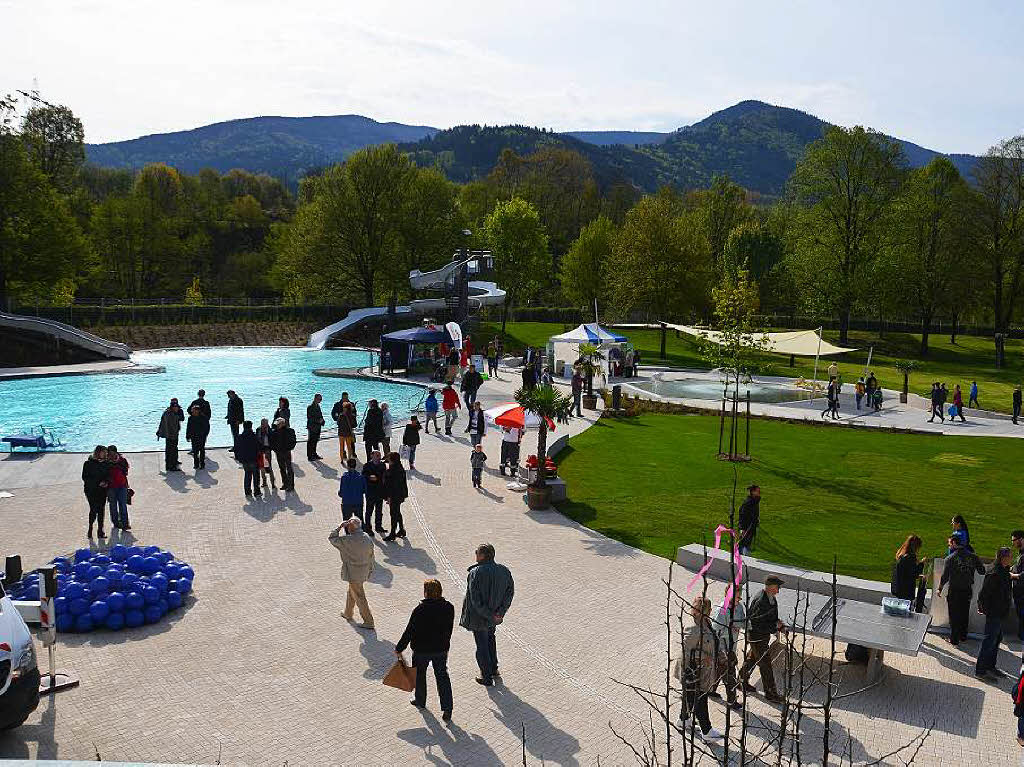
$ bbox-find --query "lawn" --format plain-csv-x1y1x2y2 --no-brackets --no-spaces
554,413,1024,580
478,320,1024,413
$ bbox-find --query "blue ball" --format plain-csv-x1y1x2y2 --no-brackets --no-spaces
56,613,73,632
109,545,129,562
176,578,193,595
87,565,104,580
104,572,123,590
156,552,172,565
73,562,91,579
143,545,160,556
120,573,139,590
89,600,109,622
140,557,160,575
179,566,195,581
51,556,71,567
74,614,93,632
143,604,163,624
104,612,124,631
166,590,182,610
142,586,160,605
157,598,169,614
69,598,89,616
163,564,181,580
74,548,92,564
126,555,145,573
151,574,169,593
54,596,68,615
65,582,86,601
53,560,71,574
106,592,126,612
125,590,144,610
89,576,110,595
124,609,144,628
91,554,110,566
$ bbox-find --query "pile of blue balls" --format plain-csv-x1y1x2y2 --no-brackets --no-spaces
5,545,194,633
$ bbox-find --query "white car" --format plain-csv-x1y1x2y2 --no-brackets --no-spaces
0,581,40,730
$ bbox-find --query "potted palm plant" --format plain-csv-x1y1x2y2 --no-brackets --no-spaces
514,385,575,510
894,359,918,404
577,343,605,410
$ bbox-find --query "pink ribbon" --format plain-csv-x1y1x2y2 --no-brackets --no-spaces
687,524,744,604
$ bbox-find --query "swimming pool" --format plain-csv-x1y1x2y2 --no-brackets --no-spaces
628,377,812,403
1,347,425,453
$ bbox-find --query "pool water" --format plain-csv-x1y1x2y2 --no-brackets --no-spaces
1,347,424,453
629,377,812,403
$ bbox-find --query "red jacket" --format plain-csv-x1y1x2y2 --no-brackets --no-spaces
442,388,460,411
108,457,129,489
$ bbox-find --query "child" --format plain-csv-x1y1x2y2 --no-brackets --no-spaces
403,416,421,470
873,388,883,411
470,444,487,489
424,389,439,434
257,417,277,490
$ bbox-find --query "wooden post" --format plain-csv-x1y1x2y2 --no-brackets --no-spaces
718,394,726,456
745,390,751,458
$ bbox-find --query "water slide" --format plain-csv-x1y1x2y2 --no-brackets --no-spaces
0,310,130,359
307,255,506,349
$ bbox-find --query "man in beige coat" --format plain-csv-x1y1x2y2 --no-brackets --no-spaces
329,517,376,630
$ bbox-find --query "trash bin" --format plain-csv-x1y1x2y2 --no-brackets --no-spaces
612,385,622,410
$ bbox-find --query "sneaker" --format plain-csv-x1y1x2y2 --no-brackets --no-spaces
409,700,425,709
97,530,106,539
702,728,724,743
396,530,407,538
475,677,493,686
442,710,452,722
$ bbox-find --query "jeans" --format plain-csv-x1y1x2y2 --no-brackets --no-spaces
464,390,477,408
365,497,384,530
86,489,107,533
413,651,453,712
444,409,458,433
276,450,294,490
947,589,972,644
470,432,482,447
681,686,713,735
487,358,497,376
406,444,417,467
191,438,206,469
307,425,321,459
342,503,362,522
107,487,129,528
573,391,582,417
472,467,483,487
969,395,979,409
164,437,179,470
976,613,1003,673
243,462,260,496
229,421,240,451
1018,712,1024,740
389,499,405,535
855,393,863,409
472,627,498,682
1015,403,1021,424
500,441,520,474
425,412,439,433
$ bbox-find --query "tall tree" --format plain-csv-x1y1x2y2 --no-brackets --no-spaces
21,104,85,192
484,197,549,334
560,215,614,310
973,135,1024,367
691,175,750,272
889,157,973,355
395,167,464,300
789,126,904,344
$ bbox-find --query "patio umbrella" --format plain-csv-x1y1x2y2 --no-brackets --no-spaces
483,403,555,431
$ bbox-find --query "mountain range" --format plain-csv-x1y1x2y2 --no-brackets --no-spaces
85,101,979,196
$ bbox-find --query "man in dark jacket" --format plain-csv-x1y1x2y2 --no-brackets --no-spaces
396,578,455,720
362,450,387,535
460,365,484,408
739,576,785,704
571,369,583,416
187,389,211,455
270,417,297,491
185,405,210,470
459,543,514,687
226,390,245,454
1011,530,1024,640
976,546,1013,677
938,532,985,645
1014,386,1022,425
363,400,385,462
737,485,761,555
235,420,262,497
156,398,185,472
306,393,325,461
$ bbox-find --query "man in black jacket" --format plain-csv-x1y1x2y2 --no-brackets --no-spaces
395,578,455,720
976,546,1013,677
185,405,210,470
235,420,262,497
739,576,785,704
737,485,760,555
1014,386,1022,425
1011,530,1024,640
362,451,387,535
363,400,385,462
306,393,325,461
226,390,245,454
187,389,211,455
460,365,484,408
270,417,297,491
937,532,985,645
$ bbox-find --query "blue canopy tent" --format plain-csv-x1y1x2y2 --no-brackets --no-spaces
380,324,454,374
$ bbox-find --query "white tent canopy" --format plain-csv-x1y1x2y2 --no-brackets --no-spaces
668,324,856,357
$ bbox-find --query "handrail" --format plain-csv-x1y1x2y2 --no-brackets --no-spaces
0,310,130,359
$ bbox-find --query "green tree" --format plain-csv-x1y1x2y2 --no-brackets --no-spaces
484,197,550,334
691,175,750,272
608,190,712,357
560,215,614,309
21,104,85,192
395,167,463,300
699,268,769,386
888,157,973,355
788,126,904,344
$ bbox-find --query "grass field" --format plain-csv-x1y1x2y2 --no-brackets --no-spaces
554,413,1024,580
478,321,1024,413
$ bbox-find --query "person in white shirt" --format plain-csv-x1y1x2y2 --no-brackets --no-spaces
499,426,522,477
710,589,745,709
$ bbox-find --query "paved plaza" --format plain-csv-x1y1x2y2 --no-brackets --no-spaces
2,368,1023,765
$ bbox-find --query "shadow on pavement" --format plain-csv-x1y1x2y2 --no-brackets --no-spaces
485,684,581,766
0,684,59,759
379,538,438,576
397,709,504,766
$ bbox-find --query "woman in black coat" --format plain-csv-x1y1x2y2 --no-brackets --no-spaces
891,534,924,603
363,399,385,461
81,445,109,538
382,451,409,542
273,396,291,427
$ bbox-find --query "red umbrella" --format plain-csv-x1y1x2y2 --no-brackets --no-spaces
483,403,556,431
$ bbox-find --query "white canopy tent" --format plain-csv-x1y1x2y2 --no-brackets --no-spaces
547,323,631,379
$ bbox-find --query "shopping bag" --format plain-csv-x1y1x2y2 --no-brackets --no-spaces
383,656,416,692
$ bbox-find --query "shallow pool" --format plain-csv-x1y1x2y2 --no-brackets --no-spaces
1,347,424,452
629,377,812,403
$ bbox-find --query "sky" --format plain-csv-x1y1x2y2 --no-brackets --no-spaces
3,0,1023,153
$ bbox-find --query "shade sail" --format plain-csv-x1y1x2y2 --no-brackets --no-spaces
381,325,453,344
668,324,856,357
549,323,628,344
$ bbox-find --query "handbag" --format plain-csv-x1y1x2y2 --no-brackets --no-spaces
257,452,267,470
383,656,416,692
126,487,135,505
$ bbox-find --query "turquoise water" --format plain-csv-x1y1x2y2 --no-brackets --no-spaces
1,347,424,453
629,378,812,403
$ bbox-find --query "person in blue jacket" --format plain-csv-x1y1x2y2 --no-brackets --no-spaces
424,389,440,434
338,458,368,530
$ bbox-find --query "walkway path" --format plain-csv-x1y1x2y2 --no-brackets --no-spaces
1,369,1022,764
